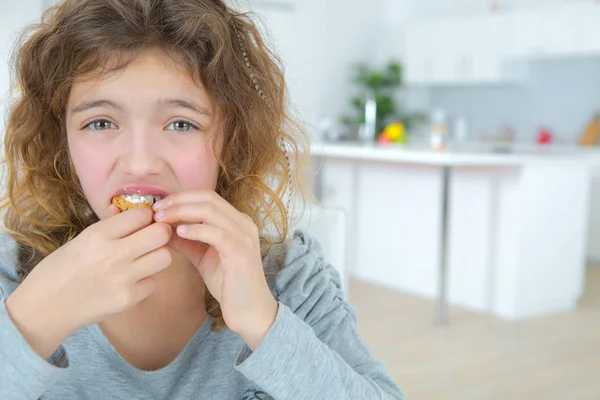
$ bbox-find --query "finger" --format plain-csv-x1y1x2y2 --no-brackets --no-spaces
132,276,157,303
99,207,154,238
102,204,121,220
155,203,239,235
176,223,235,256
153,190,239,219
121,222,173,259
239,212,259,233
129,246,172,282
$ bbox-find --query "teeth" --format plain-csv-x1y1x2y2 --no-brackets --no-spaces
121,194,154,204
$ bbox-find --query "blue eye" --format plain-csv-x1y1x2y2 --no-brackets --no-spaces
84,119,116,131
167,120,199,132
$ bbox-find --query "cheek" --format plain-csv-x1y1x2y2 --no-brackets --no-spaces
69,144,111,201
174,148,220,190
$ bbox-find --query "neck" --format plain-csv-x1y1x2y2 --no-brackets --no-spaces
98,250,208,371
142,250,206,312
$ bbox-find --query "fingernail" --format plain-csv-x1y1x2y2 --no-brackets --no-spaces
177,225,187,235
154,211,164,220
153,200,165,210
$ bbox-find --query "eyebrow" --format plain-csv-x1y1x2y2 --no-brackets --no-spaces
71,99,123,114
157,99,212,117
70,98,212,117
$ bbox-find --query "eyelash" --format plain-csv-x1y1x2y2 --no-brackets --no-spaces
83,118,116,131
82,118,201,132
166,120,201,132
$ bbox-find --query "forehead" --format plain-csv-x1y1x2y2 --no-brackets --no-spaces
67,49,211,109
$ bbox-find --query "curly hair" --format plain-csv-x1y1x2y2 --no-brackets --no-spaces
0,0,310,330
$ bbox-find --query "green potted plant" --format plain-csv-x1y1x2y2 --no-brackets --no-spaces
340,60,426,141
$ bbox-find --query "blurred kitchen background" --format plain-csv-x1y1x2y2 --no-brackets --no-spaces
4,0,600,399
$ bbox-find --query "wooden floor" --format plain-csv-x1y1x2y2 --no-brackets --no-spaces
350,267,600,400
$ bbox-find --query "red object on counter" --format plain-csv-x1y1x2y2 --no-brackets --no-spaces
378,133,392,145
537,128,553,145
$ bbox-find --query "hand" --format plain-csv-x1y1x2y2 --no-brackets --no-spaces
153,190,278,349
6,205,173,358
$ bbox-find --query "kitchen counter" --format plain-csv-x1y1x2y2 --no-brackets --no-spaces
310,140,600,166
310,140,597,321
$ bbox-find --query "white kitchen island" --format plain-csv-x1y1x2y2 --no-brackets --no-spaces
311,141,599,321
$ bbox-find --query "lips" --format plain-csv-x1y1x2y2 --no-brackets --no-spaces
114,184,169,197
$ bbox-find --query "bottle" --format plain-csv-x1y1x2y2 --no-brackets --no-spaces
359,91,377,142
430,109,449,151
454,116,469,143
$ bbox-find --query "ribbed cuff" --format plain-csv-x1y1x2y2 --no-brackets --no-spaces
0,298,68,397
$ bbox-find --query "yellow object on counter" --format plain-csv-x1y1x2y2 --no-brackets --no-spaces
580,112,600,146
383,122,406,143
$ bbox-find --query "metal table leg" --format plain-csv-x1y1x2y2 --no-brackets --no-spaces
437,165,451,325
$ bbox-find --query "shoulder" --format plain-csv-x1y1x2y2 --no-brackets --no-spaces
263,230,351,326
0,230,22,297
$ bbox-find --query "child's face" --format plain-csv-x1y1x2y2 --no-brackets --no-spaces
66,49,221,219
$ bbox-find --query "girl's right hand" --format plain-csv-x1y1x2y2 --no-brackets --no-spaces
5,204,173,359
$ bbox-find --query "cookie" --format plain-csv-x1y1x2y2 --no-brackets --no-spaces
111,195,152,212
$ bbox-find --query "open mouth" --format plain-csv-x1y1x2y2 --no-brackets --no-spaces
111,193,168,212
111,185,170,211
117,193,165,206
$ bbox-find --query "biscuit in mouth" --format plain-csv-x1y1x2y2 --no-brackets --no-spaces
111,194,164,212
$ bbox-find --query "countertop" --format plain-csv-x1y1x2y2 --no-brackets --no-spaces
310,140,600,167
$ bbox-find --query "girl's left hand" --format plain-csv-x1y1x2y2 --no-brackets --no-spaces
152,190,278,349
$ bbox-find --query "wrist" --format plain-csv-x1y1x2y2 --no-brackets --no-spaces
6,287,74,360
239,299,279,351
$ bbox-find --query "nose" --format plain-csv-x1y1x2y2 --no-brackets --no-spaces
117,127,164,178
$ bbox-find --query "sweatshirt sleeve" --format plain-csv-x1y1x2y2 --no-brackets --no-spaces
0,231,70,399
234,231,405,400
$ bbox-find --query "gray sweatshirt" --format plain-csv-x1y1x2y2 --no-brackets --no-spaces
0,230,404,400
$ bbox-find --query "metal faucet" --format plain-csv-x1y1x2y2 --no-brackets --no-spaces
359,91,377,142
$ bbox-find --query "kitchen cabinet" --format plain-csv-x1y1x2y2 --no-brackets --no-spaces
576,7,600,55
514,10,572,58
404,3,600,86
405,14,512,85
311,141,598,320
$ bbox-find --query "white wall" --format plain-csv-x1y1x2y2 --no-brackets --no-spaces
0,0,44,135
242,0,385,138
429,57,600,143
406,0,583,18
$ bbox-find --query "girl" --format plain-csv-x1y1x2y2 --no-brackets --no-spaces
0,0,404,399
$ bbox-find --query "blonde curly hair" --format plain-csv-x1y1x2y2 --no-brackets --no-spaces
0,0,310,330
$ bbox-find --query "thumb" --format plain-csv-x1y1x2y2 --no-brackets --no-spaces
133,276,157,303
167,233,207,267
